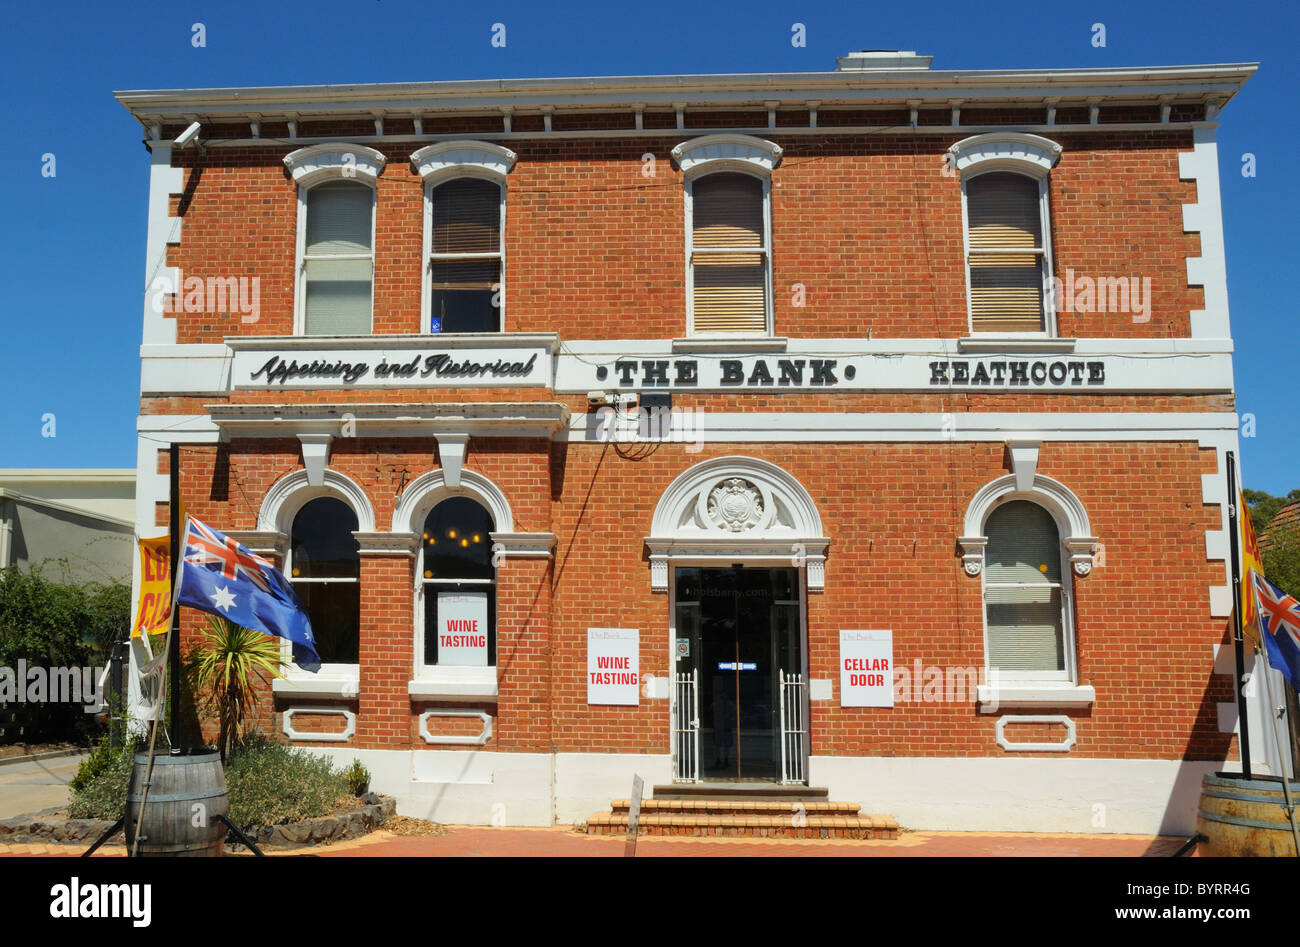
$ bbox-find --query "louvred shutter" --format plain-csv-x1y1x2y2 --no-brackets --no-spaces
692,173,767,334
967,173,1046,333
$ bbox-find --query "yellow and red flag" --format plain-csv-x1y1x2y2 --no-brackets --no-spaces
132,536,172,638
1240,488,1265,645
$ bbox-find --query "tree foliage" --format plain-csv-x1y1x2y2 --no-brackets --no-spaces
0,565,130,744
1246,488,1300,596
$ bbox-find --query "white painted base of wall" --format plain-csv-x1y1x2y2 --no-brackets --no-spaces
809,756,1256,835
295,747,1245,834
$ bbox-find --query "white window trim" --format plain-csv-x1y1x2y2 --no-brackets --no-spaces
292,177,378,337
951,132,1062,340
286,536,361,683
979,495,1076,685
411,142,516,335
674,135,781,339
257,468,375,685
958,472,1098,705
414,518,498,686
392,467,515,688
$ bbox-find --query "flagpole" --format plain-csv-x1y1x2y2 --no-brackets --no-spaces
168,446,181,741
1226,451,1253,777
1252,642,1300,856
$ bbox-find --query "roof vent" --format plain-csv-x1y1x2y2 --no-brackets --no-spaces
835,50,933,71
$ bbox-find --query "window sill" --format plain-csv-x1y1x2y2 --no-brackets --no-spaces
409,668,498,702
957,336,1077,354
273,675,359,699
672,336,788,353
977,683,1095,712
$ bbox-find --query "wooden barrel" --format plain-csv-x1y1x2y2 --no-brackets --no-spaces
1197,772,1300,857
124,750,228,857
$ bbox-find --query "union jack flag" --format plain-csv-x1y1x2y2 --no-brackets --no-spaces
176,515,320,672
1252,571,1300,689
184,517,273,593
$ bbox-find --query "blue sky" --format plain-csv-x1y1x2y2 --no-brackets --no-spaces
1,0,1295,494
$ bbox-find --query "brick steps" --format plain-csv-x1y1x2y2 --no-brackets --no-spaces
609,798,862,818
586,811,899,839
587,794,899,839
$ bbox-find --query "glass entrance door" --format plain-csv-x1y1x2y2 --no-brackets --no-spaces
674,566,800,781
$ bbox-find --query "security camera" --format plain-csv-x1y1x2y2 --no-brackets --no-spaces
587,390,613,408
173,122,202,147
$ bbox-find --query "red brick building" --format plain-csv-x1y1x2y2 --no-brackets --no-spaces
118,50,1270,832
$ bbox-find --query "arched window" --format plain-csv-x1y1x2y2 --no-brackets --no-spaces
420,497,496,669
288,496,360,667
428,177,503,332
948,133,1061,336
672,135,781,337
983,499,1071,680
299,180,375,335
284,142,384,337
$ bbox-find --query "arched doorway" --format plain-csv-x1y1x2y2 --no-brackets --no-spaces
647,457,828,784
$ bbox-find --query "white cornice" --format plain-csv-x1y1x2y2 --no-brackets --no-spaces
115,63,1256,126
207,402,570,439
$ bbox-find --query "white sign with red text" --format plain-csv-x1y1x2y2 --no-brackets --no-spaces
437,591,489,666
840,629,893,708
587,627,640,706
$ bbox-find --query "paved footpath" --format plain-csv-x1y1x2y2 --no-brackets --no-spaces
0,826,1188,857
0,756,85,821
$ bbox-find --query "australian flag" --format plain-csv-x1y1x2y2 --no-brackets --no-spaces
1251,571,1300,689
177,516,321,672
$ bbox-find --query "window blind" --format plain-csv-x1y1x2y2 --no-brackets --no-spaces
691,173,767,334
431,179,501,254
984,500,1066,673
430,178,502,332
966,172,1046,333
304,181,373,335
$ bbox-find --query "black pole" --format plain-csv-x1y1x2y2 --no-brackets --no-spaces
168,445,181,746
1226,451,1252,778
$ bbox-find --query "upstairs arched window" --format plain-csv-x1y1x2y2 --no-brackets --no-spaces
420,496,497,669
673,135,781,337
284,143,385,337
949,133,1061,336
411,141,516,334
288,496,361,667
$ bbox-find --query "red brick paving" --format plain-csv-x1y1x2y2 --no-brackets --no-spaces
0,827,1188,857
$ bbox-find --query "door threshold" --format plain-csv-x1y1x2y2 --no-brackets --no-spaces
654,782,828,801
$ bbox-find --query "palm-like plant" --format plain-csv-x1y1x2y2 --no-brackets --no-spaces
189,615,285,761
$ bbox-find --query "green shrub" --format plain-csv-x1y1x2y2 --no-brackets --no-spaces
66,737,138,821
223,735,349,829
343,758,371,796
67,730,351,830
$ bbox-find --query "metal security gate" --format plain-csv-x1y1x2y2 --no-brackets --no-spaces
778,670,808,785
672,669,700,782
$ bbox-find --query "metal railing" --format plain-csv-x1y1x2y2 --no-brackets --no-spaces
779,670,808,785
673,669,700,782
